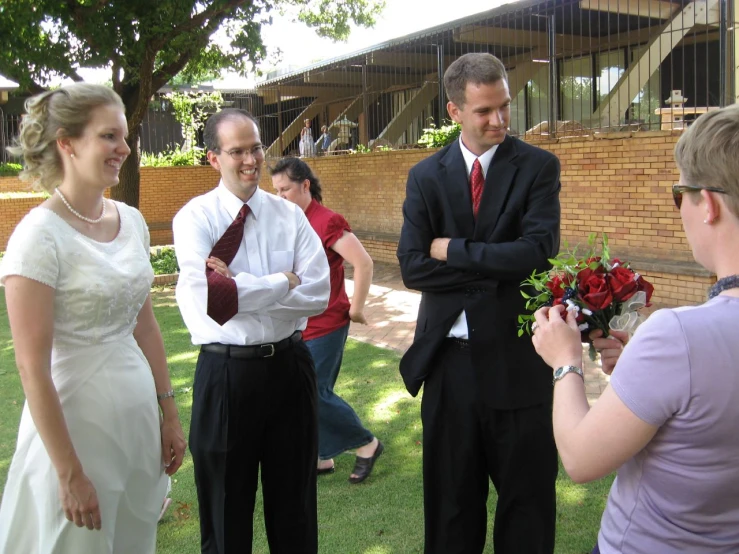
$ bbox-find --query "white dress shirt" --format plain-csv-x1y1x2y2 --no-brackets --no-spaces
447,138,499,339
173,183,330,346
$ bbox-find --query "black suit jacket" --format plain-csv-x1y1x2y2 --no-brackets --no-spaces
396,135,561,409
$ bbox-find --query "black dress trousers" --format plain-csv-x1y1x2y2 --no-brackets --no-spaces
421,341,558,554
189,338,318,554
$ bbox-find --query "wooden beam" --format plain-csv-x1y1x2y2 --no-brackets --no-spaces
594,0,720,127
304,70,424,90
376,82,439,144
579,0,679,19
258,86,360,105
454,25,566,50
365,51,457,70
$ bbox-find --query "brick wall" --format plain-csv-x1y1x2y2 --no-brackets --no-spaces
0,131,713,308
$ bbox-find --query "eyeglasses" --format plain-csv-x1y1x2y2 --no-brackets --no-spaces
220,145,265,161
672,184,727,209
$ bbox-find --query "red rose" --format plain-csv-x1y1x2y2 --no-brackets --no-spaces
577,268,613,311
635,274,654,306
608,266,639,302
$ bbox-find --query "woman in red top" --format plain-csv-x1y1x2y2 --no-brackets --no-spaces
271,157,383,483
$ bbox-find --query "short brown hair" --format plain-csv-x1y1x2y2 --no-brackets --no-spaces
444,53,508,107
674,104,739,217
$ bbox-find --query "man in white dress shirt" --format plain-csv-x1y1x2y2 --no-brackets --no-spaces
173,108,330,554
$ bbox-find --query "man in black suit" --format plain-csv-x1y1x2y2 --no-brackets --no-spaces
397,53,561,554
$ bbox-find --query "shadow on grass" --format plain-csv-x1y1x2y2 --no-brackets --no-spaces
0,290,613,553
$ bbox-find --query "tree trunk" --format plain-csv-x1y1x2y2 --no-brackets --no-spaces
111,127,141,207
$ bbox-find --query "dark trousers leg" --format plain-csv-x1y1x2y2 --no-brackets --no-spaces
422,344,489,554
189,343,318,554
190,350,258,554
484,403,557,554
260,340,318,553
421,343,557,554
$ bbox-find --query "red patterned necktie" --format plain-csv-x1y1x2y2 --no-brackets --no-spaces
206,204,250,326
470,158,484,217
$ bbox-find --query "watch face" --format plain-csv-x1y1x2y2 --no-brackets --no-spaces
553,365,580,382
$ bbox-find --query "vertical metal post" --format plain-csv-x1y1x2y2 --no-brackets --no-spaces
277,88,283,156
719,0,728,106
735,0,739,103
437,44,446,124
362,62,369,145
548,14,558,137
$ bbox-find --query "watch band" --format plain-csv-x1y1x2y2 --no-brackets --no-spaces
552,365,584,385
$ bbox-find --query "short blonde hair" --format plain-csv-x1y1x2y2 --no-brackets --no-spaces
674,104,739,217
7,83,125,193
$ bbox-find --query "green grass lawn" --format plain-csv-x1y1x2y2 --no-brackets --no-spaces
0,289,612,553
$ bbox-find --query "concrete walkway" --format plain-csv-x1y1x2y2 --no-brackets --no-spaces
345,263,609,404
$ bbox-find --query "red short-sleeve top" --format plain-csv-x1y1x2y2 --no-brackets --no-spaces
303,199,351,340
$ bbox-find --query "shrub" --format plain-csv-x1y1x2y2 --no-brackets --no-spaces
150,247,179,275
141,144,203,167
418,121,461,148
0,162,22,177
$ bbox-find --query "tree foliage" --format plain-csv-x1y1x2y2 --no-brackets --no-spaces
0,0,384,206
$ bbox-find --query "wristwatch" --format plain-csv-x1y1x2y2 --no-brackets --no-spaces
552,365,584,385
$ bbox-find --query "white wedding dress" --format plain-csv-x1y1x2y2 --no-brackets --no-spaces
0,202,168,553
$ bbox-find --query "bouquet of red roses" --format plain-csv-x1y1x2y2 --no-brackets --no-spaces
518,234,654,359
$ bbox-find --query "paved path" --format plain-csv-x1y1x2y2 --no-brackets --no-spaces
345,263,609,404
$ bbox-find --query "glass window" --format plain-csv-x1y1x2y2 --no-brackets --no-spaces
560,54,594,127
628,45,661,129
525,63,551,133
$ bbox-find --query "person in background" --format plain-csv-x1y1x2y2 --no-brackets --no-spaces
173,109,329,553
0,83,186,553
271,157,383,484
531,103,739,554
316,125,332,154
300,118,316,158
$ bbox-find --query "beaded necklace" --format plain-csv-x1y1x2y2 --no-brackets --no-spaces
56,188,106,224
708,275,739,300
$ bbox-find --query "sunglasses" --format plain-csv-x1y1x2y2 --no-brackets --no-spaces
672,184,728,209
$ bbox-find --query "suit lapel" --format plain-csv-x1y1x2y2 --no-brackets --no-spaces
475,135,519,240
439,142,475,237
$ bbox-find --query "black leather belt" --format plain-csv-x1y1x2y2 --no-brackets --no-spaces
446,337,470,349
201,331,302,359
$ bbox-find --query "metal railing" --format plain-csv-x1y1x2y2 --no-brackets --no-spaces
1,0,734,159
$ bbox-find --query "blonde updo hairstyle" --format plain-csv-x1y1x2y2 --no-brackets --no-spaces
7,83,125,194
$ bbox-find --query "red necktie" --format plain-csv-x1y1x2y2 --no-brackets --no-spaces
470,158,484,217
206,204,250,326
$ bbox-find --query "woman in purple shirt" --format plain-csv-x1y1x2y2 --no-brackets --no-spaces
531,104,739,553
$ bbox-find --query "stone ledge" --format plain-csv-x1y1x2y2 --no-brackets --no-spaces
353,231,712,278
149,221,172,232
153,273,178,286
627,256,712,278
353,230,400,243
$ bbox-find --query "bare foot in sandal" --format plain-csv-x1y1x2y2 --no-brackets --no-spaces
317,459,335,475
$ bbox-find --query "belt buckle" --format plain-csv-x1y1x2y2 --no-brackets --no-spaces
260,343,275,358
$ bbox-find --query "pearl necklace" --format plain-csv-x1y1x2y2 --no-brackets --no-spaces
56,189,106,224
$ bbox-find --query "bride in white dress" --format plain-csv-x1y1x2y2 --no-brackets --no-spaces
0,83,186,553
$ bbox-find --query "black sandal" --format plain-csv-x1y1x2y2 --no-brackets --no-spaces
348,441,384,484
317,462,335,476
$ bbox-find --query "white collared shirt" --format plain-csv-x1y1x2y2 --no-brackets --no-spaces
173,183,330,345
447,138,499,339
